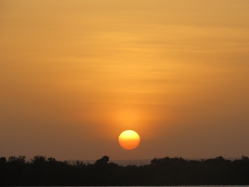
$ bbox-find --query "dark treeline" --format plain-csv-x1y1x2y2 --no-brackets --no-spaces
1,155,249,185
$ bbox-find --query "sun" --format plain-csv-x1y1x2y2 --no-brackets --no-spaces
119,130,140,150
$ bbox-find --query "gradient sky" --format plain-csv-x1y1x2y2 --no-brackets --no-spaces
1,0,249,160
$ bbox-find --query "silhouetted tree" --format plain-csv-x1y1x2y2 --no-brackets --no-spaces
95,155,109,166
1,155,249,185
0,157,6,165
32,156,46,165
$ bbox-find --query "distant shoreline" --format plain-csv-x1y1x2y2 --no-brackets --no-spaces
1,155,249,185
72,157,241,166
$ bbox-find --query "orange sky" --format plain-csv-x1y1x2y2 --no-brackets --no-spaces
1,0,249,160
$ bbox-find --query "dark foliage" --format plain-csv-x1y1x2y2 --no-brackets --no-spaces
1,155,249,185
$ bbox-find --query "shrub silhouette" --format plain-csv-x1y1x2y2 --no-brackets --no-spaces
95,155,109,166
0,155,249,185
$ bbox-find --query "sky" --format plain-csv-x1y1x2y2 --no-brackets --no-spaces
1,0,249,161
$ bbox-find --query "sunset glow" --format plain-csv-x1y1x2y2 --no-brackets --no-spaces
0,0,249,160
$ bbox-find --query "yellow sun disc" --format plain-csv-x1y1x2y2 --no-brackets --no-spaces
119,130,140,150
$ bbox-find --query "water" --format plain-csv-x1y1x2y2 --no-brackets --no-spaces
52,186,249,187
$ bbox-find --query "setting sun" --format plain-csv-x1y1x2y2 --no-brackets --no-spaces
119,130,140,150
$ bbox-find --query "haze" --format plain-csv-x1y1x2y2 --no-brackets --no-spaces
1,0,249,160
